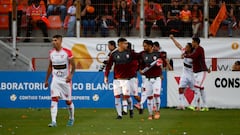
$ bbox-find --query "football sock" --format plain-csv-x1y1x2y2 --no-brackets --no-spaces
127,97,133,110
50,101,58,123
192,89,200,107
154,96,160,111
200,90,207,107
147,99,153,115
115,97,122,116
67,102,75,120
122,100,128,113
179,93,185,107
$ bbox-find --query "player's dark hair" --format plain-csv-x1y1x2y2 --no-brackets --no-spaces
127,42,132,50
192,37,200,44
187,42,194,52
146,40,153,46
108,40,116,48
53,35,63,39
117,37,127,43
153,41,160,47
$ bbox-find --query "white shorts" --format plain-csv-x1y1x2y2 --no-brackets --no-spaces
50,79,72,100
143,77,162,97
179,72,195,89
113,79,131,96
194,71,207,88
129,77,139,96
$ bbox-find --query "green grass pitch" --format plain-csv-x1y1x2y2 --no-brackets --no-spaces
0,108,240,135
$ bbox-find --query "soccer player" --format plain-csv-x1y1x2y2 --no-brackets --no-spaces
104,38,139,119
170,34,194,110
184,37,209,111
44,35,76,127
139,40,167,120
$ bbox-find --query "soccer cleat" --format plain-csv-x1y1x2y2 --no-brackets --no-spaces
122,111,128,115
200,107,209,112
48,122,57,127
134,103,141,110
129,110,134,118
187,105,195,111
116,115,122,119
154,111,160,120
66,119,74,126
148,115,154,120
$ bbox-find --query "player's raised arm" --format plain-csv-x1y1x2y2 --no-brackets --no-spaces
169,34,183,50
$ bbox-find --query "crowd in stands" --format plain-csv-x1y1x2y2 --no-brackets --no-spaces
0,0,240,39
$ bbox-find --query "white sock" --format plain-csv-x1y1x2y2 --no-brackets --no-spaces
127,97,133,110
192,89,200,107
67,102,74,120
115,97,122,116
50,101,58,123
122,100,128,113
179,93,185,107
200,90,207,108
154,96,160,111
147,98,153,115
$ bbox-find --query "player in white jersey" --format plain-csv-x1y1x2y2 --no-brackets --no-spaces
170,34,194,110
44,35,75,127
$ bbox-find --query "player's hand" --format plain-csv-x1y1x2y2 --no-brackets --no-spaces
169,34,174,39
66,75,72,83
44,81,49,88
104,76,108,84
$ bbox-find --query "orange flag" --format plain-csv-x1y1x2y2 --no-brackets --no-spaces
209,3,227,36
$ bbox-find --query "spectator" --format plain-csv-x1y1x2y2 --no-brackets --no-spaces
189,0,203,4
191,2,202,37
235,1,240,28
144,0,167,37
232,60,240,71
166,0,182,37
81,0,99,37
208,0,219,36
8,0,24,37
100,16,110,37
47,0,67,27
66,0,77,37
24,0,50,42
221,2,236,37
179,3,192,37
114,0,133,36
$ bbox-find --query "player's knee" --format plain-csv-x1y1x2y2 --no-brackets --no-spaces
123,95,130,99
115,95,121,98
147,96,153,99
52,97,59,102
66,100,72,105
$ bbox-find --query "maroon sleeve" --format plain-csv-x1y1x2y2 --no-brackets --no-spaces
104,55,114,77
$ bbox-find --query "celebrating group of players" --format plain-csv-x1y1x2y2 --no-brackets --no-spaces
103,36,209,120
44,34,209,127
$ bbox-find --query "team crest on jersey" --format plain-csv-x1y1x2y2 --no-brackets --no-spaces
126,54,130,59
153,56,157,60
117,55,120,59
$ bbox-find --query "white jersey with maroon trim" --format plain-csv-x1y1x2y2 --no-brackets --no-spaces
49,48,73,82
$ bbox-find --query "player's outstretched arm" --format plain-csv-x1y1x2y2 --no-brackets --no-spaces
169,34,183,50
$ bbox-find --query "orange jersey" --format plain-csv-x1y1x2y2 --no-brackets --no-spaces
26,4,46,21
145,3,164,21
48,0,63,5
180,10,191,22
